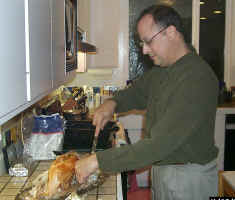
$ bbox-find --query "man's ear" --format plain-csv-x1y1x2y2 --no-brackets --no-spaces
166,25,177,40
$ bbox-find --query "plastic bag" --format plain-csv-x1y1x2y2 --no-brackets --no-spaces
24,113,64,160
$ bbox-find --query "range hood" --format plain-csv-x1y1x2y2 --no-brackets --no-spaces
78,40,96,53
77,27,96,54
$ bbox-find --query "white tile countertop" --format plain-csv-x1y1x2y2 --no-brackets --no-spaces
0,161,121,200
0,121,127,200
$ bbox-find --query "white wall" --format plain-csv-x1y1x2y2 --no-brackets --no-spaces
67,0,129,88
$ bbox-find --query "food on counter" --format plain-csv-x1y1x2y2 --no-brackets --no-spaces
15,152,107,200
62,97,78,111
47,151,79,198
9,163,28,177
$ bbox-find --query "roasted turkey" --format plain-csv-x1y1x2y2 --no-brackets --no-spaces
47,151,79,199
16,152,106,200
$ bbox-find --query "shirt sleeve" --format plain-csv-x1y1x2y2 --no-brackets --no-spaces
96,72,218,172
111,71,153,113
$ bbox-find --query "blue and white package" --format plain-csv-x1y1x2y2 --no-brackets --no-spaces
27,113,64,160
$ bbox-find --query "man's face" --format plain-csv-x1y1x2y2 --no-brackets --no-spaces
137,14,169,67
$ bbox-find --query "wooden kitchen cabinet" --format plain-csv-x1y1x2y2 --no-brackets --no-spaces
0,1,28,120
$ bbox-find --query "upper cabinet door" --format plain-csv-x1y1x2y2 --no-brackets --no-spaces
0,1,27,119
89,0,120,68
77,0,90,33
51,0,66,88
27,0,52,100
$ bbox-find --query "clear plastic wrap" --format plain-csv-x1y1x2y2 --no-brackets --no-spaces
23,113,64,161
21,111,37,175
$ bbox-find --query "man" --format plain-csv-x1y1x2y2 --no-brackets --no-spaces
75,5,219,200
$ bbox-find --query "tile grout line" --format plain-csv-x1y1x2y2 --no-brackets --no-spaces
0,161,40,198
18,161,40,193
96,186,99,200
0,176,13,194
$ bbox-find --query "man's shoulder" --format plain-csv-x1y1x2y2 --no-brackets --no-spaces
171,53,218,87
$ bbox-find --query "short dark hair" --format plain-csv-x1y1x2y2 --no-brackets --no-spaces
137,4,185,36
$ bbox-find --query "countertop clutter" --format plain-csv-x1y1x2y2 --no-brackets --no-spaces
0,161,117,200
0,86,126,200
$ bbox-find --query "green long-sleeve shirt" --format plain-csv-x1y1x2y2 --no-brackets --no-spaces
96,52,219,173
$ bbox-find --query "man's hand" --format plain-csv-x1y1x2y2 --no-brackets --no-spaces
75,154,99,184
92,99,116,136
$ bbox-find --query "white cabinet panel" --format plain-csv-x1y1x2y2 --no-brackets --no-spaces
51,0,66,88
77,0,90,35
0,1,27,118
89,0,120,68
27,0,52,100
0,0,75,125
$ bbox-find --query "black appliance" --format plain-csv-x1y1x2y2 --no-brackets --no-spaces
56,120,119,154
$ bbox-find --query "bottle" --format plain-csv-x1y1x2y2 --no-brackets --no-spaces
218,81,226,104
87,87,94,110
95,92,100,108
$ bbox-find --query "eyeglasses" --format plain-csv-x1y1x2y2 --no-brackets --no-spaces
139,26,168,48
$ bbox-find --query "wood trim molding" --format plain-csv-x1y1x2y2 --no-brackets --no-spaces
224,0,234,88
192,0,200,53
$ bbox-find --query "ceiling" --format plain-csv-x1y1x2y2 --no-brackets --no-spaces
157,0,225,19
200,0,225,19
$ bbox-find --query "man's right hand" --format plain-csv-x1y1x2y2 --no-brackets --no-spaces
92,99,117,136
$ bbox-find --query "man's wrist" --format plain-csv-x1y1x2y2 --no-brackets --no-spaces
90,154,99,171
105,99,117,114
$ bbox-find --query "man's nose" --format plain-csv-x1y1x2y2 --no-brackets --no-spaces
142,43,150,55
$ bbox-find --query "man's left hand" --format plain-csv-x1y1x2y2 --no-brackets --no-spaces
75,154,99,183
